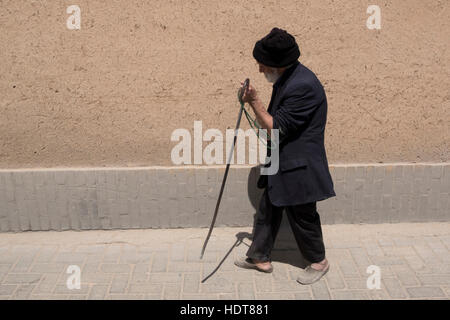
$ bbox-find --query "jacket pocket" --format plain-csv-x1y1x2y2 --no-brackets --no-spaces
280,157,308,172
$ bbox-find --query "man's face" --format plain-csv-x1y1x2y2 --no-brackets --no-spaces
257,62,281,83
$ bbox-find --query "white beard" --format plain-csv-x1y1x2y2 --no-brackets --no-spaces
264,70,280,83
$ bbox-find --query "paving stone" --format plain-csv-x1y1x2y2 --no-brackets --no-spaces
369,255,406,266
345,278,369,290
170,243,186,262
188,249,217,263
237,282,255,299
332,290,370,300
67,294,89,300
53,284,90,295
256,292,295,300
33,274,59,294
149,272,183,284
372,265,395,278
293,292,312,300
415,263,450,275
367,289,390,300
76,245,107,254
128,283,163,294
107,294,145,300
11,245,41,256
323,266,346,289
79,273,113,284
0,285,16,295
53,252,87,264
349,247,371,267
139,244,161,253
120,252,152,264
403,254,427,271
85,253,104,263
0,254,19,264
151,252,168,272
168,261,203,272
145,294,163,300
215,271,254,283
100,264,131,273
254,277,272,292
382,246,417,257
310,279,331,300
272,280,309,293
30,263,67,274
29,294,71,300
393,236,422,246
416,274,450,286
441,286,450,298
332,240,363,249
4,273,42,284
163,283,181,299
438,235,450,250
103,245,122,263
82,262,101,273
11,255,37,273
10,284,33,299
200,275,235,294
325,248,352,261
362,241,384,257
406,286,445,298
0,264,12,277
217,293,238,299
130,264,149,283
377,238,395,247
337,259,360,277
390,265,420,286
183,273,200,294
413,244,441,262
202,260,235,276
181,293,218,300
88,284,108,300
382,277,407,298
109,274,129,294
271,266,290,281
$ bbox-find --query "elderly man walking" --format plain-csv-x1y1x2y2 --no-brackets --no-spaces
235,27,336,285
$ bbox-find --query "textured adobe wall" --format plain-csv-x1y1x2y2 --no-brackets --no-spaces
0,0,449,168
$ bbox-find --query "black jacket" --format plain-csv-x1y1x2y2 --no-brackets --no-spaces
258,61,336,206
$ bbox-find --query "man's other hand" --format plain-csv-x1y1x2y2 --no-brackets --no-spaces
240,82,258,104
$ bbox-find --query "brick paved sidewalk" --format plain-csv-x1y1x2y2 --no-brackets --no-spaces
0,222,449,300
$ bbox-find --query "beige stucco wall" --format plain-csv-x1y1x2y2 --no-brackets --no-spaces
0,0,449,169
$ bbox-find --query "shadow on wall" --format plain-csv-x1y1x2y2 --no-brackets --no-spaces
246,166,303,263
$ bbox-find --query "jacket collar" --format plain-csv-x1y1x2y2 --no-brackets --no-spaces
273,60,300,89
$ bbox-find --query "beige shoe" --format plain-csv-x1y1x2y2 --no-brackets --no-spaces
234,257,273,273
296,263,330,285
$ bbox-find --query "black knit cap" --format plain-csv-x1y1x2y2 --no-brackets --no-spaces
253,27,300,68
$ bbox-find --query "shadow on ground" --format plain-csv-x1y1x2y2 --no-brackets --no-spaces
244,166,310,269
234,226,310,270
204,166,307,282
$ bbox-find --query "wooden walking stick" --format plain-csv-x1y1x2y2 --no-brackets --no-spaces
200,78,250,259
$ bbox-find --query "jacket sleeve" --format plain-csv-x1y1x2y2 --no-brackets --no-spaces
272,84,320,143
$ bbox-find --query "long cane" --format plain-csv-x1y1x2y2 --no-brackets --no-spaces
200,78,250,259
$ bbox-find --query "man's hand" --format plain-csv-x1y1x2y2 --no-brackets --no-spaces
240,82,258,104
239,82,273,133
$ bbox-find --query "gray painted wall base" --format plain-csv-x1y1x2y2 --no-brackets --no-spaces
0,163,448,232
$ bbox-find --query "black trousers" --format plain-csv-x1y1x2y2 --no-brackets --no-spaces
246,188,326,263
